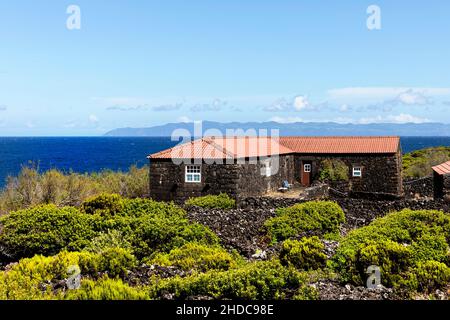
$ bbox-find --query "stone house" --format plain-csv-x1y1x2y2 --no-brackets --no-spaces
148,136,403,202
432,160,450,201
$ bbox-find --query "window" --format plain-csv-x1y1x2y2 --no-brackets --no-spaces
353,166,362,177
304,164,311,173
185,165,201,183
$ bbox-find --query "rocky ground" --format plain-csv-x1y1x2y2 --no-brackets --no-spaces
334,197,450,235
187,207,276,257
184,195,450,300
312,280,401,300
185,196,450,257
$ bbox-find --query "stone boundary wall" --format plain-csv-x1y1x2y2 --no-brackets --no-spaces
403,176,434,199
236,195,450,213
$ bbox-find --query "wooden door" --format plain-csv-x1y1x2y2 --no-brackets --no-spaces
301,161,312,187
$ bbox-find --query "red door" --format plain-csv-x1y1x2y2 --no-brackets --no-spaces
301,161,312,187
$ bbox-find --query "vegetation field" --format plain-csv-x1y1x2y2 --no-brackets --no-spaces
0,156,449,300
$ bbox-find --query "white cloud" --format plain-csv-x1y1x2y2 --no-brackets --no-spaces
152,103,182,112
293,96,309,111
264,95,321,112
63,120,78,128
397,92,425,105
388,89,432,106
387,113,430,123
177,116,192,123
268,113,430,125
328,87,450,101
0,105,7,111
191,99,227,112
357,113,430,124
333,117,354,123
269,116,304,124
106,102,182,112
263,98,290,112
107,105,149,111
25,121,35,128
89,114,99,123
340,104,350,112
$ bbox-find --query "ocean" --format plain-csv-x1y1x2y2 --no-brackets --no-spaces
0,136,449,189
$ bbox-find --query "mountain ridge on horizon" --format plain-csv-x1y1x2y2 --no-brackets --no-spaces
104,121,450,137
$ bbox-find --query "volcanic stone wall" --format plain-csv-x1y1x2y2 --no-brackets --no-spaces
294,152,403,197
235,154,295,201
149,154,295,202
150,160,239,202
403,176,434,199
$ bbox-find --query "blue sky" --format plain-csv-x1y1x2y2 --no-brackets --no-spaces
0,0,449,136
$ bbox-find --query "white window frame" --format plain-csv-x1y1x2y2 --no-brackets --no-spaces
185,165,201,183
352,166,362,177
304,163,311,173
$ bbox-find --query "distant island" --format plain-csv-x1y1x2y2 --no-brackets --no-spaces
104,121,450,137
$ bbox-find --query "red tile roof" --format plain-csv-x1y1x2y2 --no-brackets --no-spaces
148,136,400,159
279,136,400,154
432,161,450,175
148,137,293,159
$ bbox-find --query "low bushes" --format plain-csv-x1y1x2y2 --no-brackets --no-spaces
81,193,124,217
147,243,238,272
64,277,148,300
265,201,345,242
332,209,450,293
0,195,219,261
120,213,219,259
149,260,316,300
279,237,327,271
0,205,100,259
403,147,450,178
0,249,137,299
185,193,236,209
410,260,450,293
84,230,132,253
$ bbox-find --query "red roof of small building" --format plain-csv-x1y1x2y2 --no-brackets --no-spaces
432,160,450,175
148,137,293,159
279,136,400,154
149,136,400,160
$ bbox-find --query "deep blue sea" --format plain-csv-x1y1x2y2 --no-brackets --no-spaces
0,136,449,189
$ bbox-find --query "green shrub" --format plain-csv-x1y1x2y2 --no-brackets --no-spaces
0,205,100,259
121,214,220,259
84,230,132,253
0,249,138,300
265,201,345,243
96,247,137,277
64,276,148,300
147,243,237,272
319,159,349,181
332,209,450,292
411,260,450,293
185,193,236,209
81,193,124,217
0,195,218,261
149,260,316,300
119,197,186,219
403,147,450,178
280,237,327,271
